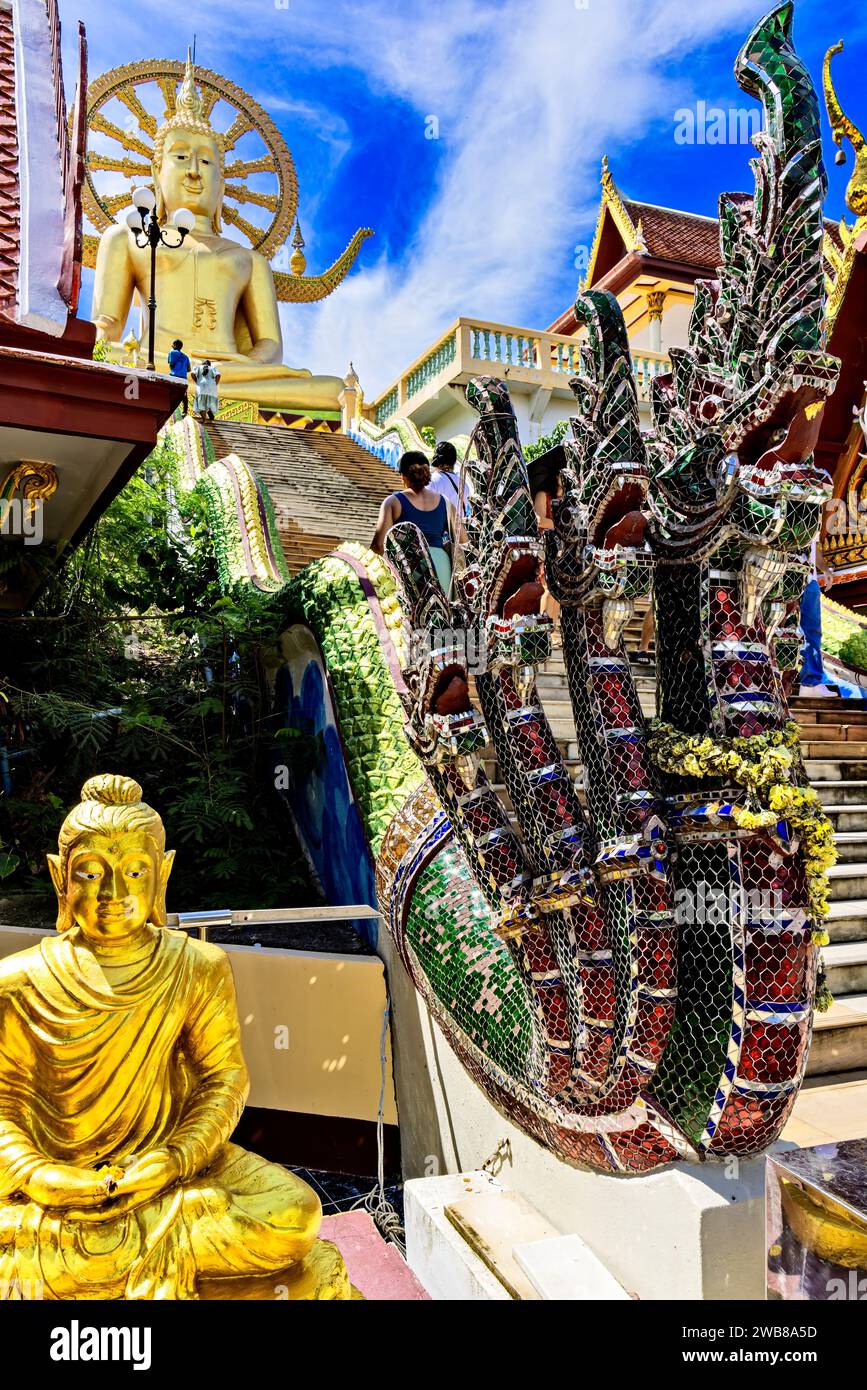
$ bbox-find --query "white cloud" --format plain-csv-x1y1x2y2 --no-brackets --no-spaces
280,0,761,396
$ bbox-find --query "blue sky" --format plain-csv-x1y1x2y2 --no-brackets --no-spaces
60,0,867,397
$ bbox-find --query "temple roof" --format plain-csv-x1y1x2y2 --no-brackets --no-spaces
615,198,720,270
548,158,721,334
549,156,844,336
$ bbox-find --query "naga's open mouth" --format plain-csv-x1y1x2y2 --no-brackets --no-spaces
592,479,647,549
431,663,472,715
493,549,543,618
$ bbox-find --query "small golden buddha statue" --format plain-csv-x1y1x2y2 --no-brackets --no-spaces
0,774,352,1300
91,56,345,413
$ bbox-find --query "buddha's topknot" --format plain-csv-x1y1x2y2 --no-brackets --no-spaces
80,773,143,806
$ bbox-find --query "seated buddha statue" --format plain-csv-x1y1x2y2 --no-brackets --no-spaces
0,774,352,1300
91,56,345,414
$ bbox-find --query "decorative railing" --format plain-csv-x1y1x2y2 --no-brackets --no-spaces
406,331,457,399
368,316,671,426
375,387,399,427
632,351,670,399
468,327,582,376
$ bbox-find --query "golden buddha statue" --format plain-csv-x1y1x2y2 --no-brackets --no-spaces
0,774,352,1300
91,56,345,413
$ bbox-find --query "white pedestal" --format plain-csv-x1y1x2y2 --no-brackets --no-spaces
404,1172,512,1301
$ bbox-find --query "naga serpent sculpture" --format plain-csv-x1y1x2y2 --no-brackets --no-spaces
165,4,840,1173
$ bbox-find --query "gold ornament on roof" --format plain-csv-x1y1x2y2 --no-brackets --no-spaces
823,41,867,222
290,219,307,276
822,41,867,332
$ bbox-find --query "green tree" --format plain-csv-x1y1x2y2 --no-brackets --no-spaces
0,436,307,911
523,419,569,463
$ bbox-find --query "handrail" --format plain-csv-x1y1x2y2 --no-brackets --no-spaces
168,904,382,942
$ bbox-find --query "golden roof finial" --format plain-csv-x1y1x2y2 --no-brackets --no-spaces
823,41,867,223
290,219,307,276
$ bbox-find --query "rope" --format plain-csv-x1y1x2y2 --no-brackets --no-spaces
350,997,406,1257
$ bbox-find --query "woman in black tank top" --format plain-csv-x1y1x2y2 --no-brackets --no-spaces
372,450,457,591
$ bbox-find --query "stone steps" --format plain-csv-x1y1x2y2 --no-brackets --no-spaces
823,942,867,997
204,420,397,574
826,899,867,945
827,862,867,902
809,999,867,1076
830,831,867,864
815,781,867,806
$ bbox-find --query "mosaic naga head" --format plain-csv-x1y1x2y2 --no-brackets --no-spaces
368,2,839,1171
645,2,839,633
544,288,653,650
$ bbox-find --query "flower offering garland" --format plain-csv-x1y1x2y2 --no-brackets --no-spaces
648,719,836,1011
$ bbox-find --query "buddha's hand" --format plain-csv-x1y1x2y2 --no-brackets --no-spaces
24,1161,113,1209
111,1147,181,1205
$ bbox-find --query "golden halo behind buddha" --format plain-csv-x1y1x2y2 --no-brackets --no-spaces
79,55,298,259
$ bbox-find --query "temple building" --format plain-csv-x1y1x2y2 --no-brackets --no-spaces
548,156,718,375
358,159,722,445
0,0,182,610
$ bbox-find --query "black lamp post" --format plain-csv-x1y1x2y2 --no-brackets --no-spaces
126,187,195,373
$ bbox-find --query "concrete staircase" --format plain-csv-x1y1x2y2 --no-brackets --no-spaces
481,606,867,1084
205,420,398,575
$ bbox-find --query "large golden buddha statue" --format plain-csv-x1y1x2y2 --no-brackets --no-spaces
92,57,347,413
0,774,351,1300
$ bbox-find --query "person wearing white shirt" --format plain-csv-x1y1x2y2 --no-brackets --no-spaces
429,441,471,514
192,359,221,421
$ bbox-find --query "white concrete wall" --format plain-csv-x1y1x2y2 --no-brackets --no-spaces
414,395,572,450
0,927,396,1125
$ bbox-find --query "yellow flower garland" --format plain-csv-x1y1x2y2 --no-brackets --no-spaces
648,719,837,1011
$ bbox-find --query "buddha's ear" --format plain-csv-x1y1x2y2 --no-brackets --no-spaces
152,849,175,929
213,176,224,235
47,853,73,933
46,853,63,898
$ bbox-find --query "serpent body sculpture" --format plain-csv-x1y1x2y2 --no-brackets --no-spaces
165,5,841,1173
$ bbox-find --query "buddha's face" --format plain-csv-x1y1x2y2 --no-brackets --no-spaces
157,128,223,222
63,830,167,946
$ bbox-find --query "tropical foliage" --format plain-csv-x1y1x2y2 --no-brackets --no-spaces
0,433,307,911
